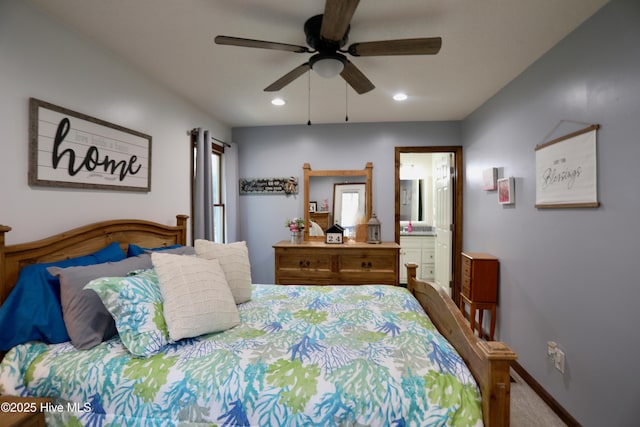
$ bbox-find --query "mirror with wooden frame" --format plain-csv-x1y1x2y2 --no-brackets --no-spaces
303,163,373,242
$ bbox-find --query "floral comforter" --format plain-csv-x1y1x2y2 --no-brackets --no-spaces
0,284,482,426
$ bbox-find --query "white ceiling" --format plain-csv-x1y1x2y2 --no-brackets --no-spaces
26,0,608,128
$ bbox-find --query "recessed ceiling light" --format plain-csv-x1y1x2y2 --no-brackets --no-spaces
271,98,286,106
393,93,408,101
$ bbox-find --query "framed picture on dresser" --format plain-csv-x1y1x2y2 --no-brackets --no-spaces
309,201,317,212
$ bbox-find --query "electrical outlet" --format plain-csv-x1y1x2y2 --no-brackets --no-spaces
554,349,565,373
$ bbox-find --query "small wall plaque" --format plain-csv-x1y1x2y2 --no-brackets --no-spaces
498,177,515,205
239,177,298,195
482,168,498,190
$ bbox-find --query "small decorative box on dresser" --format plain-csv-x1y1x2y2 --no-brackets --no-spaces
0,396,50,427
459,252,499,341
273,240,400,286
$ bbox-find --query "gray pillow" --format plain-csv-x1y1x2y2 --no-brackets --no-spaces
144,246,195,256
48,254,152,349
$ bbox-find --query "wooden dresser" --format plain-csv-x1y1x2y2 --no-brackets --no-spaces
273,240,400,286
460,252,499,340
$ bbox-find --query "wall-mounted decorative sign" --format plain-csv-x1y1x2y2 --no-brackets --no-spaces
239,176,298,195
498,177,515,205
29,98,151,192
535,124,600,208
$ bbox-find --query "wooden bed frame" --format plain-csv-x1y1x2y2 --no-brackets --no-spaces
406,263,517,427
0,215,188,305
0,216,516,426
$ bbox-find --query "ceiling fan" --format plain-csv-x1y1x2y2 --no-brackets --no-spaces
214,0,441,95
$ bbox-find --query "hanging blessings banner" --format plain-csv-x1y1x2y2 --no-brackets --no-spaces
535,124,600,208
29,98,152,192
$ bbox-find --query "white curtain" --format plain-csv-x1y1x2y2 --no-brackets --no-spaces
193,128,214,240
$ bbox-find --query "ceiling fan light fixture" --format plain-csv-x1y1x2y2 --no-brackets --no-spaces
393,92,408,101
310,53,346,78
271,97,286,106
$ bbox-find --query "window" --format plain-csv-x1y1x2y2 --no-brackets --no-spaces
192,135,225,243
210,147,225,243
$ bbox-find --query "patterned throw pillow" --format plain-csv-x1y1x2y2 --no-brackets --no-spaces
194,239,252,303
151,252,240,342
85,268,169,357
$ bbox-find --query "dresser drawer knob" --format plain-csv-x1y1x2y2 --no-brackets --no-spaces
299,260,311,267
361,261,373,268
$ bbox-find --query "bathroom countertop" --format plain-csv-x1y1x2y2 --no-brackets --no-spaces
399,231,436,236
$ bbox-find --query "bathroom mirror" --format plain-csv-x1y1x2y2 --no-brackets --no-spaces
399,179,427,222
303,163,373,241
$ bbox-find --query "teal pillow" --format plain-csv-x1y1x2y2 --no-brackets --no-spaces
85,269,169,357
126,244,193,257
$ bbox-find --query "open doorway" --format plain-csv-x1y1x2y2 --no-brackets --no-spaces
395,146,463,305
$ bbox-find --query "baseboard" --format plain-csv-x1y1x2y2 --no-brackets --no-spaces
511,361,581,426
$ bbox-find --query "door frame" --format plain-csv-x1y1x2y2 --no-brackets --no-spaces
394,146,463,306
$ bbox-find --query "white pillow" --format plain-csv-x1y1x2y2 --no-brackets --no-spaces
151,252,240,342
194,240,252,303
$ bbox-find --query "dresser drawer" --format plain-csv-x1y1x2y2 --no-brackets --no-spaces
461,255,472,296
277,253,331,271
462,255,471,275
339,253,395,272
462,276,471,298
423,249,435,264
422,263,435,280
338,253,397,285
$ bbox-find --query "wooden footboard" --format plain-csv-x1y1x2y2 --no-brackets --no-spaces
406,263,517,427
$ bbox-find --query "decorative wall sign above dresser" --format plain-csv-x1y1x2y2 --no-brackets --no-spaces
239,176,298,195
28,98,152,192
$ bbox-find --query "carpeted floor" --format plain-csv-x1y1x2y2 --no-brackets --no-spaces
510,369,567,426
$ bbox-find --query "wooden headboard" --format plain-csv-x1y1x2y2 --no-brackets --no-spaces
0,215,188,306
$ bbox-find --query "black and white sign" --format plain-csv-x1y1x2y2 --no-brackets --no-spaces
239,177,298,195
29,98,152,192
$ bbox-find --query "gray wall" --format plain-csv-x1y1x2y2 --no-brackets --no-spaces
232,122,460,284
8,0,635,423
234,1,640,424
0,0,231,244
462,0,639,425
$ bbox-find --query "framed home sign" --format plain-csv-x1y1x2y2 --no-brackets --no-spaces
535,124,600,208
29,98,152,192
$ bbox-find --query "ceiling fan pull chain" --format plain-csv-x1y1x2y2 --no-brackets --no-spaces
345,82,349,122
307,70,312,126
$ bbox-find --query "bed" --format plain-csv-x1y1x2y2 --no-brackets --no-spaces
0,215,516,426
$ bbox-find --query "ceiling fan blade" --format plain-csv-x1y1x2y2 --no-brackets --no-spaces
320,0,360,42
348,37,442,56
340,60,374,94
264,63,311,92
215,35,310,53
